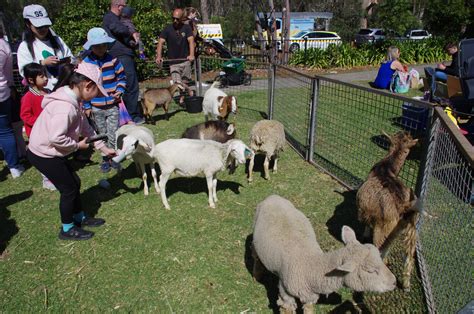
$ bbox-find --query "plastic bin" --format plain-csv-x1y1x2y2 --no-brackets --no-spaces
401,102,429,132
222,57,245,75
184,96,203,113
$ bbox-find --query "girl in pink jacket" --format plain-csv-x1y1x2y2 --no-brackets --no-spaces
27,62,115,241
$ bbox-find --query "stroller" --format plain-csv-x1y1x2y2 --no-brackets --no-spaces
201,39,252,87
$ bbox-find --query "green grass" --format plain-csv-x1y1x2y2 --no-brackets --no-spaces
0,88,425,312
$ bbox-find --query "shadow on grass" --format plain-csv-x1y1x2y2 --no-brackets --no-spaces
147,108,185,125
244,234,344,313
246,154,275,180
164,177,242,199
81,163,142,218
0,190,33,257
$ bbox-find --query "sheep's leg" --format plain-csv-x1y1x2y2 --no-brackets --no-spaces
251,244,265,281
151,164,160,194
139,163,149,196
212,175,218,203
302,303,315,314
206,175,216,208
159,172,171,210
402,213,419,291
277,281,297,314
273,156,278,173
248,154,255,182
263,155,270,180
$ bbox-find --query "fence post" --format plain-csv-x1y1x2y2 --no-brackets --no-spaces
304,37,308,60
196,57,202,97
307,77,319,162
268,63,276,120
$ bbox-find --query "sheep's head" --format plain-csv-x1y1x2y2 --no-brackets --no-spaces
112,135,152,164
226,140,254,174
328,226,396,293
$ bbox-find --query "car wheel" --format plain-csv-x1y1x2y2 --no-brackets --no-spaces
289,43,300,53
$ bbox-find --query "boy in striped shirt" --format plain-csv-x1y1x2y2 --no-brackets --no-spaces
82,27,127,173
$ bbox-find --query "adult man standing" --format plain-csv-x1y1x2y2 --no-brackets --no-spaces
103,0,144,124
156,8,195,104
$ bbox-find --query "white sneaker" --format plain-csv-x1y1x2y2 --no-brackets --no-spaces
10,165,25,179
42,178,57,191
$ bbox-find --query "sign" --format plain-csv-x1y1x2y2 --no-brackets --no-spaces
197,24,223,39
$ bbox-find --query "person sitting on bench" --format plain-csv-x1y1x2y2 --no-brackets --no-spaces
424,42,459,100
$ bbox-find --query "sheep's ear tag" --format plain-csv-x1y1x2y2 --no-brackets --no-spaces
244,148,252,158
335,260,357,273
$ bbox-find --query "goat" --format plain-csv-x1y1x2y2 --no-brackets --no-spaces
113,125,157,195
141,83,184,124
202,81,237,121
153,138,253,209
181,120,236,143
356,131,420,291
253,195,396,313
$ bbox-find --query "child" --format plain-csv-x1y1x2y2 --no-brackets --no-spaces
120,7,146,60
82,27,126,173
27,61,116,241
20,62,56,190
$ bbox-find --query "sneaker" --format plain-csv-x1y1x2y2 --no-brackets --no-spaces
75,217,106,228
58,226,94,241
110,160,122,171
42,178,57,191
100,160,111,173
133,117,145,125
10,165,25,179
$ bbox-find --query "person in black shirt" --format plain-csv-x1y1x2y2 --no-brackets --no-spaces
155,8,195,104
424,42,459,101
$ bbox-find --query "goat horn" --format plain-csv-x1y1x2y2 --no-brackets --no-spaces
381,130,391,140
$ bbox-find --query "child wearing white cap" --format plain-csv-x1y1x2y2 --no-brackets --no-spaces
17,4,73,91
27,62,116,241
82,27,127,173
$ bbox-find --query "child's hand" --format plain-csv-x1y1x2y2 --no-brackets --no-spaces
101,147,116,157
77,138,90,150
42,56,59,66
112,91,122,100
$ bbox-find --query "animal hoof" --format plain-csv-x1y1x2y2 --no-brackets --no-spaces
248,178,253,183
209,203,216,209
264,176,270,180
144,191,149,196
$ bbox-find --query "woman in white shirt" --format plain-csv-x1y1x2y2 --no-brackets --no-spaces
17,4,73,90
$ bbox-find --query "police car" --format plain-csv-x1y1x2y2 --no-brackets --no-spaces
288,31,341,52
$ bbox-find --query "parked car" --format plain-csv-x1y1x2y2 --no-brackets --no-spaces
354,28,385,46
287,31,341,52
405,29,432,40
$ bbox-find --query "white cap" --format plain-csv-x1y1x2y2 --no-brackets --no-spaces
23,4,52,28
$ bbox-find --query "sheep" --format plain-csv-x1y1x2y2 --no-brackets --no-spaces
202,81,237,121
252,195,397,313
356,130,420,291
153,138,253,210
181,120,236,143
141,83,184,124
113,124,158,195
248,119,285,182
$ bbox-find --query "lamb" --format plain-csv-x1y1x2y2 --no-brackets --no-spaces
113,124,158,196
141,83,184,124
356,131,420,291
181,120,236,143
248,119,285,182
153,138,253,209
202,81,237,121
252,195,396,313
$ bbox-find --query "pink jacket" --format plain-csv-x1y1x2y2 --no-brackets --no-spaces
28,86,105,158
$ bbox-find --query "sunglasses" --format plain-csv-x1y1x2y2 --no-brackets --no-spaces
172,17,181,21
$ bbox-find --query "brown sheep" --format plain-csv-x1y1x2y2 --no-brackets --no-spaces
181,120,236,143
356,131,420,291
141,83,184,124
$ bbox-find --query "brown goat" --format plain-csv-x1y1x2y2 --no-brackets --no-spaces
181,120,236,143
141,83,184,124
356,131,420,291
216,95,237,120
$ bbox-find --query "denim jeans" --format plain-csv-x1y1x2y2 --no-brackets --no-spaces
0,97,20,169
424,67,448,98
117,55,141,120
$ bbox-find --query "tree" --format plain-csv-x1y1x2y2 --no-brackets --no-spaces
423,0,471,37
368,0,421,34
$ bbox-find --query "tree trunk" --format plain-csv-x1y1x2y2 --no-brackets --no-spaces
200,0,210,23
282,0,291,64
360,0,378,28
254,9,266,58
268,0,278,63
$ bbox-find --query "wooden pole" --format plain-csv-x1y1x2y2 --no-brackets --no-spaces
282,0,291,64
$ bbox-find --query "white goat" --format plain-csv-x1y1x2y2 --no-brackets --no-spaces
113,125,158,195
153,138,253,209
252,195,396,313
202,81,237,121
248,119,285,182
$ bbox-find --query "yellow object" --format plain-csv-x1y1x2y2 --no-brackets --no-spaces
444,107,459,128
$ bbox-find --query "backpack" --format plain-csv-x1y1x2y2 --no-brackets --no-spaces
390,71,410,93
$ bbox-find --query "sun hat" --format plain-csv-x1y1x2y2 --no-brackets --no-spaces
83,27,115,50
74,62,108,97
23,4,52,28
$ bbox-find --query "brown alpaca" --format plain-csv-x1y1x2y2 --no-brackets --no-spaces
217,95,237,120
141,83,183,124
356,131,419,291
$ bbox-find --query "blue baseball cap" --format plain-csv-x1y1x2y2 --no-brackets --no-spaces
83,27,115,50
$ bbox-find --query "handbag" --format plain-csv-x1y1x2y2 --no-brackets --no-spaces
118,99,133,126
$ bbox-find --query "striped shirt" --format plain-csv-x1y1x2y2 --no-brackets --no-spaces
82,52,126,109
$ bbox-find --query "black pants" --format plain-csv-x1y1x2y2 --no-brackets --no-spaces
27,150,82,224
117,55,141,119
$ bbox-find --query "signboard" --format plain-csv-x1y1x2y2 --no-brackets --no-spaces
197,24,223,39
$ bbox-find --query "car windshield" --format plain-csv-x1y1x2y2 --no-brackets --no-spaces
293,31,308,38
358,29,372,35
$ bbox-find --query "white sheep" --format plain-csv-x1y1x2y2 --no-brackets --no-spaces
153,138,253,209
113,124,158,195
252,195,396,313
248,119,285,182
202,81,237,121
